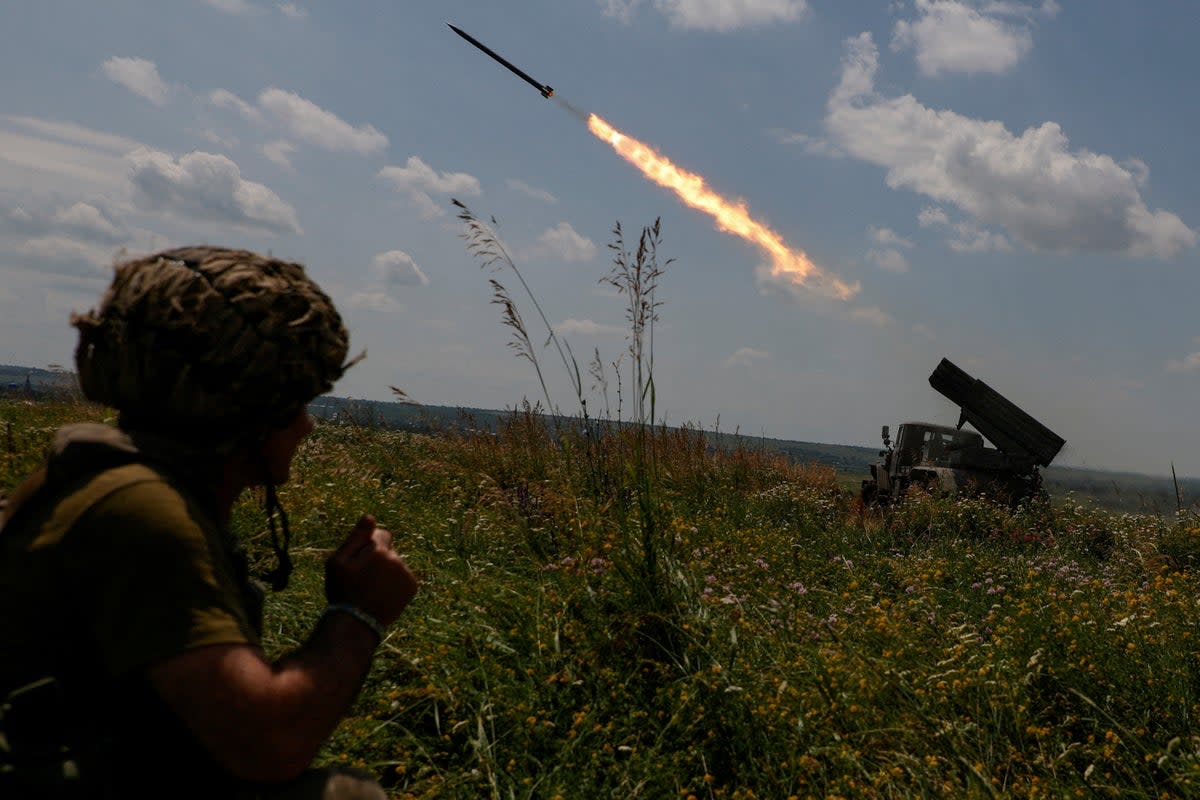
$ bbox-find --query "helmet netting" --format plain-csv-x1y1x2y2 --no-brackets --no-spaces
73,246,358,443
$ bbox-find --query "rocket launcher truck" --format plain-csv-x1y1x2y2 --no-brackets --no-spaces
861,358,1066,505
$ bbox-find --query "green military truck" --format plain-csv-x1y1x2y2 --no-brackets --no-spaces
861,358,1065,505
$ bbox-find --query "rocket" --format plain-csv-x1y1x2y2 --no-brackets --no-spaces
448,23,554,99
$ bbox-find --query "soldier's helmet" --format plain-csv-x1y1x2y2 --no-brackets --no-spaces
72,246,358,446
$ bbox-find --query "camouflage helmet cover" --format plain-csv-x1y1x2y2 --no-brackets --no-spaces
73,246,358,441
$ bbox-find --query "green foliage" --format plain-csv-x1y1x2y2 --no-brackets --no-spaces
1158,513,1200,571
9,399,1200,798
0,398,109,491
278,416,1200,799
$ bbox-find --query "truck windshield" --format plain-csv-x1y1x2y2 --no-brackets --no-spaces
896,425,981,466
923,429,981,464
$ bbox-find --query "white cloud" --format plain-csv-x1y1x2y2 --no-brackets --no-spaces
507,178,557,204
199,129,239,149
127,148,302,234
209,88,389,158
101,57,170,106
722,346,770,367
257,88,388,155
826,33,1197,259
379,156,480,194
346,291,404,313
599,0,641,24
2,200,126,246
0,129,127,188
1168,353,1200,373
407,192,445,220
206,0,306,17
891,0,1032,76
1123,157,1150,188
1167,347,1200,374
868,225,912,248
531,223,596,263
947,222,1012,253
53,202,125,243
346,251,428,314
918,206,950,227
912,322,937,341
16,236,114,277
372,250,428,287
209,89,264,125
866,247,909,272
378,156,481,219
917,206,1011,252
767,129,843,157
601,0,806,30
849,305,892,327
202,0,260,15
262,139,297,169
5,116,143,155
557,318,625,337
980,1,1060,19
0,118,142,198
1,201,140,282
664,0,807,31
830,33,880,108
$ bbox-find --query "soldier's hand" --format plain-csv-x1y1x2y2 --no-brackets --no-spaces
325,515,418,628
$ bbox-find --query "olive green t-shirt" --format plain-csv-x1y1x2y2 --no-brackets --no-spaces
0,464,261,688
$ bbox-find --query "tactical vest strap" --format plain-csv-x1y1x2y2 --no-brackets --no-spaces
33,464,164,545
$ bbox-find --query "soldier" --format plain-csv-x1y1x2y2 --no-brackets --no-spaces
0,246,419,798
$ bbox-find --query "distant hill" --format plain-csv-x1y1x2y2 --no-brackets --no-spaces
0,364,76,392
310,394,880,470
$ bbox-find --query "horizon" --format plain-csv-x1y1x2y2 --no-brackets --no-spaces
5,360,1198,483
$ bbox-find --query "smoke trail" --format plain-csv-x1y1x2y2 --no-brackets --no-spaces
554,95,590,124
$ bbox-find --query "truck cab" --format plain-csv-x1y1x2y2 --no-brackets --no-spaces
892,422,984,469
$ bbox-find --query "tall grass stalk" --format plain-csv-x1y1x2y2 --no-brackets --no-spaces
603,218,673,609
455,203,675,614
603,219,669,427
453,199,582,416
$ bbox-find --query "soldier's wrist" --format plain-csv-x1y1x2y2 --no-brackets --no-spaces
321,602,386,643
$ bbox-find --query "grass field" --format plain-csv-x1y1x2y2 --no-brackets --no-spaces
6,213,1200,798
5,396,1200,799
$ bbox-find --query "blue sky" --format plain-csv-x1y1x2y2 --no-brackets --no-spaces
1,1,1197,477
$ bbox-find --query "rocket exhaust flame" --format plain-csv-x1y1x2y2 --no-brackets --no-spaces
586,113,859,301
